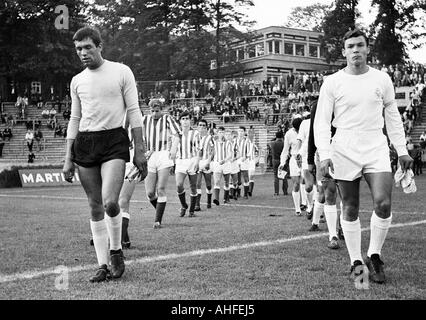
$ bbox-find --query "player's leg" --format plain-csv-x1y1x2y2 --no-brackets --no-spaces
118,178,137,249
337,178,366,277
302,169,315,215
363,172,393,284
188,173,198,217
310,182,323,231
176,171,188,217
323,179,339,249
241,169,250,199
101,159,126,279
289,157,302,215
195,171,203,212
204,172,213,209
154,166,171,227
224,173,231,203
79,165,110,282
213,169,222,206
145,171,158,209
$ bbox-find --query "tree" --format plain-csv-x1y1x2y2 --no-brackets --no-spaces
370,0,406,65
206,0,255,78
0,0,87,99
320,0,360,63
284,3,332,32
370,0,426,65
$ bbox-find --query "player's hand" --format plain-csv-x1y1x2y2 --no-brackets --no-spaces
62,158,75,183
169,150,177,160
320,159,334,179
398,155,413,172
133,150,147,170
219,160,225,165
308,164,315,174
295,154,302,168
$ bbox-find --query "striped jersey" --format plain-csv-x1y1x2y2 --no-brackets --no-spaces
237,138,249,160
177,129,199,159
198,134,214,160
142,114,181,152
230,139,239,159
246,140,258,161
213,138,228,162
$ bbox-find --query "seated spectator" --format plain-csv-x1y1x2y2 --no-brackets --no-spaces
0,135,4,158
26,120,33,130
63,106,71,121
49,106,57,119
47,115,57,130
54,122,64,137
3,125,13,141
34,128,43,151
1,112,7,124
41,107,50,119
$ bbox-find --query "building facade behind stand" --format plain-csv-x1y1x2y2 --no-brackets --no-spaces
226,26,345,83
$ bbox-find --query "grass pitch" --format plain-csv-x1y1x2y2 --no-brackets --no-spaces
0,173,425,300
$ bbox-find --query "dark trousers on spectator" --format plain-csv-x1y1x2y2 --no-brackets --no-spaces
27,141,33,152
272,159,288,195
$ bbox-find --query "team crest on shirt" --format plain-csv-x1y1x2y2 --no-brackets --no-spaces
375,88,383,99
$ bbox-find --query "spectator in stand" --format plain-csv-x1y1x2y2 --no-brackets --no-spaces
34,127,43,151
270,131,288,196
1,112,7,124
28,152,35,163
411,144,423,176
222,110,230,123
419,130,426,149
63,106,71,121
25,128,34,152
41,106,50,119
49,105,57,119
403,105,415,134
0,135,4,157
3,125,13,141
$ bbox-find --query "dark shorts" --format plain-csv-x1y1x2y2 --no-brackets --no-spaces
72,127,130,168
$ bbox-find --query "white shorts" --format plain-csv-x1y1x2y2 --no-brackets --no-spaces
212,161,224,174
289,155,301,177
175,157,198,175
331,129,391,181
248,160,256,172
229,160,240,174
148,150,174,173
240,159,250,171
198,159,212,173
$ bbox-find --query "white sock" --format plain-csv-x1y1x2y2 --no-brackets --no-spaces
292,191,301,213
312,201,323,225
300,184,307,206
340,216,363,265
105,212,122,251
367,211,392,257
90,219,109,266
306,190,314,211
121,211,130,220
324,204,338,241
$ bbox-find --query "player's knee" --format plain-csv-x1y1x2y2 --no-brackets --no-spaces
305,184,314,193
104,201,120,217
375,199,391,216
146,191,156,200
176,184,184,194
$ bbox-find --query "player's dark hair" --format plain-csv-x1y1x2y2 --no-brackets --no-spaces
179,111,191,120
218,126,225,131
275,131,283,139
197,119,208,126
239,126,246,131
343,28,369,47
292,117,303,132
73,26,102,47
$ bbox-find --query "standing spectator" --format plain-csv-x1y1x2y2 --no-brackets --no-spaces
419,129,426,149
34,127,43,151
25,128,34,152
0,135,5,157
269,131,288,196
411,145,423,176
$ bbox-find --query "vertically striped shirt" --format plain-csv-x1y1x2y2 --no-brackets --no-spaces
237,138,249,160
214,138,228,162
198,134,214,160
246,140,257,161
142,114,181,152
230,139,239,160
177,129,199,159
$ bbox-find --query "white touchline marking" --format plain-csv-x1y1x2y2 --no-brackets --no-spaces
0,194,424,214
0,219,425,284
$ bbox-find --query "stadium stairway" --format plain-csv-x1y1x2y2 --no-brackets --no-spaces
410,102,426,146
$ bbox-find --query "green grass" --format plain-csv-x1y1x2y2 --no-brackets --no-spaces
0,173,425,300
